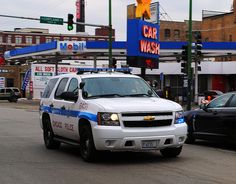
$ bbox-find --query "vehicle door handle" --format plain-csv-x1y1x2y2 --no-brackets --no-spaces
49,103,54,108
61,106,66,110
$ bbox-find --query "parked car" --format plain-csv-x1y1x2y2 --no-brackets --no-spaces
203,90,223,101
184,92,236,144
0,87,21,102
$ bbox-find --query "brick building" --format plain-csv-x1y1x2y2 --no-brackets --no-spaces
160,20,201,41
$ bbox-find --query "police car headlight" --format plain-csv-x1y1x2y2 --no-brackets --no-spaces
175,111,185,124
98,112,120,126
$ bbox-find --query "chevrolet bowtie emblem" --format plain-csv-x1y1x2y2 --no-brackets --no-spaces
144,116,155,121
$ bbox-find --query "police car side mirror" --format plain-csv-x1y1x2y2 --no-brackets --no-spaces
80,82,85,89
60,92,78,102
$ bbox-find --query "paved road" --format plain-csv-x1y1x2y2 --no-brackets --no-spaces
0,105,236,184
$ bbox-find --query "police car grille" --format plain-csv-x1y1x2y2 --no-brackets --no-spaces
121,112,173,128
123,120,172,127
122,112,172,116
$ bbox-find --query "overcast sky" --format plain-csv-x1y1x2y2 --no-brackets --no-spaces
0,0,233,40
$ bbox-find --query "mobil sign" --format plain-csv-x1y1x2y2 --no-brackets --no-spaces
59,41,87,53
127,19,160,69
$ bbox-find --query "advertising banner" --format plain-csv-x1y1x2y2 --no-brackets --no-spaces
0,77,5,88
21,69,31,90
32,64,78,87
127,19,160,68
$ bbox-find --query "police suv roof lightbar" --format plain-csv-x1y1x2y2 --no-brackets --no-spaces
77,68,132,74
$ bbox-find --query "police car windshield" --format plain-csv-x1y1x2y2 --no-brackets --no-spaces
82,77,157,99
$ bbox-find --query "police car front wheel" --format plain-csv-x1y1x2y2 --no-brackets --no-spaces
43,118,61,149
80,125,97,162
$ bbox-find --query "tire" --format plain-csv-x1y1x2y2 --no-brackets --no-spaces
160,146,183,158
11,97,18,103
79,125,97,162
185,132,196,144
43,118,61,149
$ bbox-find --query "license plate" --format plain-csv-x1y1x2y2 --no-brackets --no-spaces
142,140,157,149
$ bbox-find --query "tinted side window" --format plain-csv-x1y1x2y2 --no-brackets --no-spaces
42,78,59,98
229,94,236,107
67,78,78,93
12,88,19,92
208,94,232,108
6,89,12,93
55,78,69,99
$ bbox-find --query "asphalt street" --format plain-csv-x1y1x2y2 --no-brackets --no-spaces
0,103,236,184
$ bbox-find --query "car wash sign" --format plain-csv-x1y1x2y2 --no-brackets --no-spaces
59,41,87,53
127,19,160,69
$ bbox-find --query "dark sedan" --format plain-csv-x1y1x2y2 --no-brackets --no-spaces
184,92,236,144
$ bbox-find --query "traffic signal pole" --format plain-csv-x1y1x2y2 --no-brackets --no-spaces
108,0,113,68
187,0,193,110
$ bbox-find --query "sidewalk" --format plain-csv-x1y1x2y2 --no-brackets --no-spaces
0,98,40,111
18,98,40,105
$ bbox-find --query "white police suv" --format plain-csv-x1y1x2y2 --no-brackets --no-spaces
39,68,187,162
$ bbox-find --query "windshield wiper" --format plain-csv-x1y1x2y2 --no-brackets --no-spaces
87,93,124,98
124,93,152,97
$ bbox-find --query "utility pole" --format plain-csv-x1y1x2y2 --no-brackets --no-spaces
194,60,198,104
187,0,193,111
108,0,113,68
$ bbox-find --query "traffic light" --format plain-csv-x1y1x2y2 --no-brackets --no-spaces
67,14,74,31
181,62,187,74
195,40,202,55
181,45,188,61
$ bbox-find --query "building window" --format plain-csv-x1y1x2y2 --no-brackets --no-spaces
45,37,52,43
15,36,22,44
26,36,32,44
53,37,60,41
36,36,40,44
0,36,2,43
174,29,180,39
71,37,78,41
63,37,70,41
164,29,171,38
88,38,95,41
7,36,12,43
81,38,86,41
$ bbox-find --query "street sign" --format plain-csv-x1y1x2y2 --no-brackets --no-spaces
40,16,63,25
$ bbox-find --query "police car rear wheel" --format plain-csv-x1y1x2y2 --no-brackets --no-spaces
160,146,182,158
80,125,97,162
43,118,61,149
